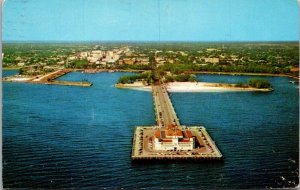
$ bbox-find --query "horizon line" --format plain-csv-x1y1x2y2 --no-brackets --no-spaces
2,40,299,44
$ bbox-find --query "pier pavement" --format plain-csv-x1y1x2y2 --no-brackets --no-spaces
152,84,180,128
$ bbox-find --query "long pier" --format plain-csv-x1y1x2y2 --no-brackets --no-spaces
152,84,180,128
3,69,92,87
132,82,223,161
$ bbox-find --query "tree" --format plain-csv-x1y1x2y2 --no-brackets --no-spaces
248,78,271,89
68,59,88,69
165,75,174,82
117,71,154,84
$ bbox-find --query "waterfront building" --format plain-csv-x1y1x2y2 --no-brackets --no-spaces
153,124,195,151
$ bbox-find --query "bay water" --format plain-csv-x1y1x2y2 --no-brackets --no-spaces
3,71,299,188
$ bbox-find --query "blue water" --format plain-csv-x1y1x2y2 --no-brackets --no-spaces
2,69,19,77
3,71,299,188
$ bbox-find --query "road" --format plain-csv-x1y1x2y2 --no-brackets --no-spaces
152,84,181,129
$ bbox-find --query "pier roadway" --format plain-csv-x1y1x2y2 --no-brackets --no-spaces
152,84,180,128
32,69,72,82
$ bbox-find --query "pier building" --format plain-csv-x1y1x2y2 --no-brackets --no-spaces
153,124,194,151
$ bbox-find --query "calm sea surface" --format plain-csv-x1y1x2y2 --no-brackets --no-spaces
3,71,299,189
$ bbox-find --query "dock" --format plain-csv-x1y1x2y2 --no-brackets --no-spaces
31,69,72,82
131,83,223,161
3,69,93,87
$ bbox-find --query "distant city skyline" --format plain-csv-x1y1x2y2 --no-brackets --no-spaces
3,0,299,42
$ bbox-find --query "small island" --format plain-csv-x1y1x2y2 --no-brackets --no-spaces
115,71,273,92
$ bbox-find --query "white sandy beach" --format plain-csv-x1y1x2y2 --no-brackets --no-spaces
6,75,34,82
166,82,260,92
116,81,271,92
115,81,152,91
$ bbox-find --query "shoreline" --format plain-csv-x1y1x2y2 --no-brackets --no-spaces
115,82,152,91
3,67,298,80
2,68,295,90
79,69,299,80
115,81,273,92
3,67,21,70
75,68,145,73
188,71,299,80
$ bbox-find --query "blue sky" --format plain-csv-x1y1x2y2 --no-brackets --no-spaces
3,0,299,42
